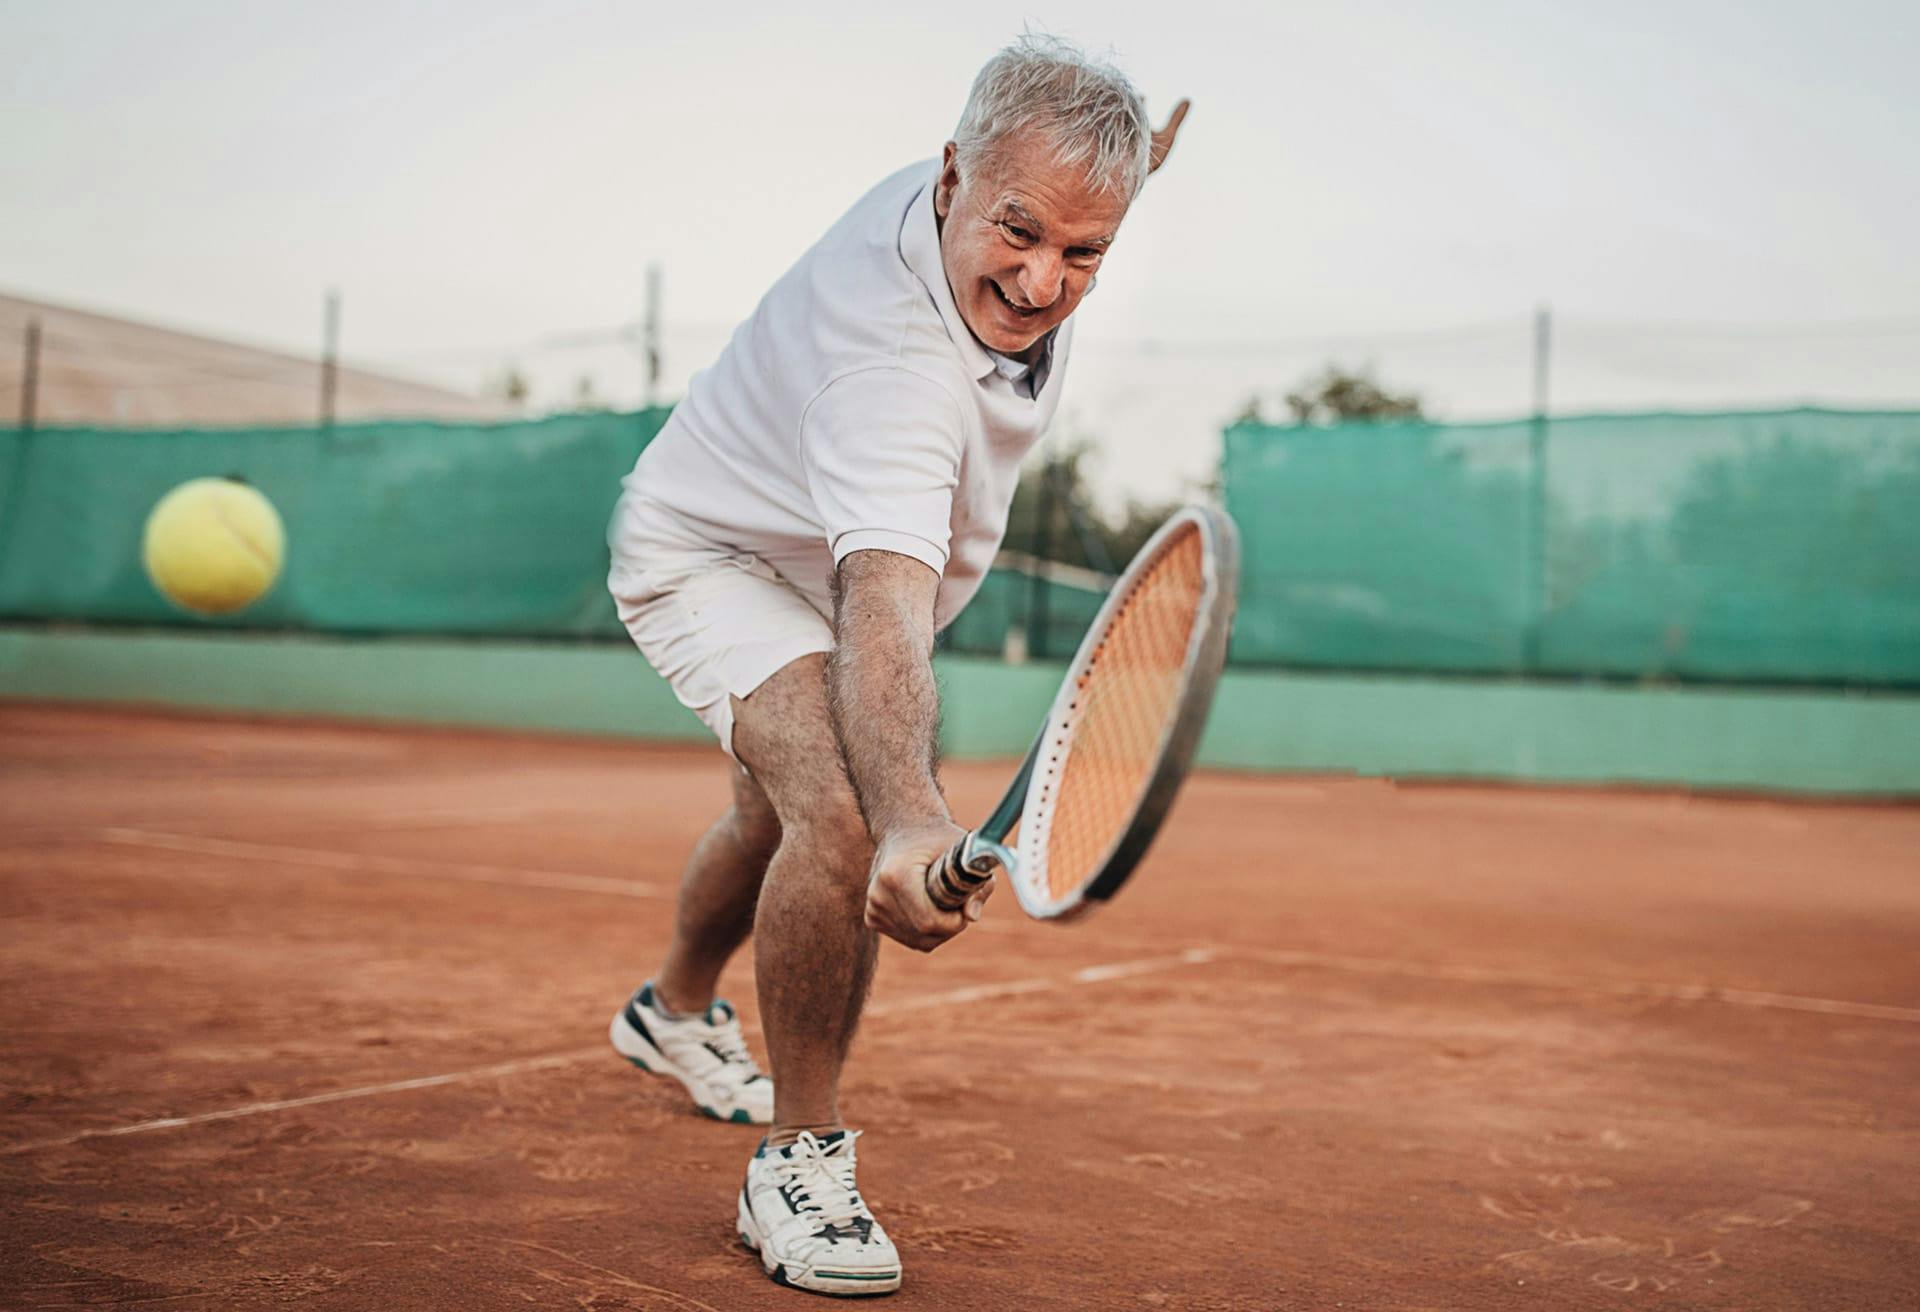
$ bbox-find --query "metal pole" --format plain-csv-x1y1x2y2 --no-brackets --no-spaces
1028,452,1058,659
1063,488,1117,576
20,317,40,431
1525,303,1552,672
1532,303,1551,419
643,263,662,410
320,288,340,431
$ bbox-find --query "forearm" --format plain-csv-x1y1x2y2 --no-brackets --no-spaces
826,550,949,841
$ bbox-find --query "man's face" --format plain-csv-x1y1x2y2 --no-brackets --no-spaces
933,135,1130,357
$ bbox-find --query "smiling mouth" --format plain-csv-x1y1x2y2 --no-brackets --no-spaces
990,281,1041,318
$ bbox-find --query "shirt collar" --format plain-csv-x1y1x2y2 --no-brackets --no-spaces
987,351,1030,384
899,165,1056,396
986,336,1055,400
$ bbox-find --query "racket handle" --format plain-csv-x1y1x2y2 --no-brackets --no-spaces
927,834,1002,912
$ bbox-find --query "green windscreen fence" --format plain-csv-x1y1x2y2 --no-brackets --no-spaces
1223,408,1920,686
4,405,1916,688
941,565,1108,660
0,410,669,637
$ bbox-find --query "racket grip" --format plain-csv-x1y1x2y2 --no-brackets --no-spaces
927,835,999,912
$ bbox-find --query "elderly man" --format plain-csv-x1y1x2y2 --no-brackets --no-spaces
604,35,1186,1296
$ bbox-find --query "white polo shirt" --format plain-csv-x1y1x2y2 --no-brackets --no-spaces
614,160,1072,630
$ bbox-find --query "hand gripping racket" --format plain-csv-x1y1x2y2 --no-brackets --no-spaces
927,506,1240,921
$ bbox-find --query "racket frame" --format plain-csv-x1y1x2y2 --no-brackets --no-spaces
931,505,1240,920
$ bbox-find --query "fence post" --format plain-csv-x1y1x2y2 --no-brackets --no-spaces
1027,453,1057,659
1525,303,1552,673
320,289,340,432
19,317,41,431
643,263,663,410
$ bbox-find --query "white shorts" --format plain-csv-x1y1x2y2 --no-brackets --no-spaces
608,497,834,759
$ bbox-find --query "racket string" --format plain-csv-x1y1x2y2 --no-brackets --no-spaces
1041,526,1205,902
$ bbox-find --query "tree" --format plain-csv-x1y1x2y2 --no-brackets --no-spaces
482,364,530,407
1001,440,1187,575
567,374,610,413
1229,395,1265,426
1238,364,1426,426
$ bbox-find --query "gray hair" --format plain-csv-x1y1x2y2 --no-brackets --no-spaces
953,34,1152,204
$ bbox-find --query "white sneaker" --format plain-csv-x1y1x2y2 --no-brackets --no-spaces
738,1130,902,1296
609,982,773,1125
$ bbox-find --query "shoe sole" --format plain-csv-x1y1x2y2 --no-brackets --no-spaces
737,1189,902,1297
607,1008,763,1125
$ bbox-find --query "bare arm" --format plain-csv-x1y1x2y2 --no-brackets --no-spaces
828,549,991,951
827,549,947,838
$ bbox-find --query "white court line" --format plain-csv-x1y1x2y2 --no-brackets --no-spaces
1236,947,1920,1024
0,948,1221,1156
0,1053,592,1158
79,830,1920,1025
95,828,666,900
1072,947,1217,983
362,804,583,831
1389,790,1814,831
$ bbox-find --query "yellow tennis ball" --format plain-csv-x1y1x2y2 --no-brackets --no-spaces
142,477,285,616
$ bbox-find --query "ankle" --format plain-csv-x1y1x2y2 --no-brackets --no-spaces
650,977,714,1019
766,1120,843,1149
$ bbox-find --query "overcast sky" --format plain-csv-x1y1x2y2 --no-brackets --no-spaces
4,0,1916,500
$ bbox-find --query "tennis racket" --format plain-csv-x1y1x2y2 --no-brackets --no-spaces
927,505,1239,921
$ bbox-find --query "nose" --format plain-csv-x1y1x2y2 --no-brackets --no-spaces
1016,251,1064,309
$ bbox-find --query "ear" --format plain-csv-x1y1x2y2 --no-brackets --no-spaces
934,142,961,219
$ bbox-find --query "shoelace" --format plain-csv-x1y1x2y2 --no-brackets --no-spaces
772,1131,866,1230
704,1015,765,1086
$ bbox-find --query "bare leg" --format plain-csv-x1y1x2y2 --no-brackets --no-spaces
652,765,781,1016
732,653,879,1146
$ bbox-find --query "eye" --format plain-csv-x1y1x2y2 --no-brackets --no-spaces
1068,247,1104,266
1000,221,1036,244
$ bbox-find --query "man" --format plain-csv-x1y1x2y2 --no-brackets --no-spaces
605,34,1187,1297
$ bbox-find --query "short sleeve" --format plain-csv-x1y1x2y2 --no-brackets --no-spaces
799,367,965,576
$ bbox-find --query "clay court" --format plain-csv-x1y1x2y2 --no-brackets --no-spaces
3,701,1917,1310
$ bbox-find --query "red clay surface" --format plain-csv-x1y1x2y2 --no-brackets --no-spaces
2,701,1917,1311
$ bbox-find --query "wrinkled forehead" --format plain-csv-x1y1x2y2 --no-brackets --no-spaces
972,143,1131,239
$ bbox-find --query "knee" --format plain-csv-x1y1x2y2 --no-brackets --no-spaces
780,798,873,887
724,804,782,863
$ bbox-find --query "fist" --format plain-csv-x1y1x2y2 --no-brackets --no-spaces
863,820,993,952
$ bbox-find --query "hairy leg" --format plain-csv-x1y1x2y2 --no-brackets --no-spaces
732,653,879,1146
652,765,781,1016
